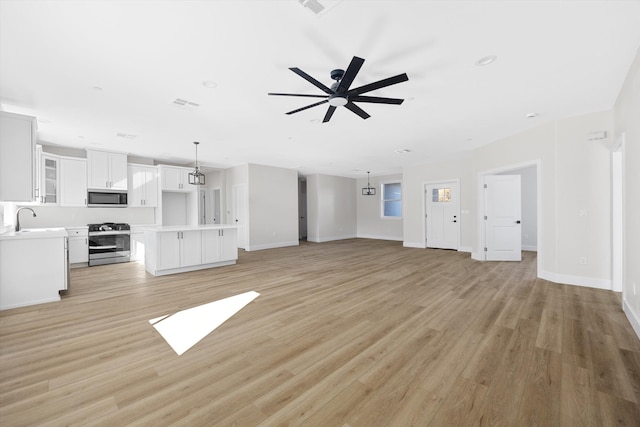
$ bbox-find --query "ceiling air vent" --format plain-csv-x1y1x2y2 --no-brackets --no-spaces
298,0,344,16
172,98,200,111
116,132,137,139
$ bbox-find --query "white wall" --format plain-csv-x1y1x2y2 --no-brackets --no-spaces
247,164,298,251
356,173,403,241
403,109,614,289
403,156,474,250
306,174,356,243
614,47,640,338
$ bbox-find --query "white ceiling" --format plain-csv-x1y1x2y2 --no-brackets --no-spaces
1,0,639,178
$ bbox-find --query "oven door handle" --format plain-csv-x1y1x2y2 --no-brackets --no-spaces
89,245,118,250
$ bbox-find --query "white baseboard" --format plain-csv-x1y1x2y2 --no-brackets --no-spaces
403,242,426,249
357,234,403,242
307,234,357,243
538,270,612,290
245,240,299,251
522,245,538,252
623,297,640,341
471,251,484,261
459,246,472,253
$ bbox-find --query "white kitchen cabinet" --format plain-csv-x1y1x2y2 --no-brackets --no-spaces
60,157,87,207
66,227,88,265
40,154,59,204
87,150,127,190
144,225,237,276
159,165,193,192
155,230,201,270
0,229,68,310
202,228,238,263
0,112,37,202
128,165,158,207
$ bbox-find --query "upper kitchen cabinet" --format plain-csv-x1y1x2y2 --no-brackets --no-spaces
128,164,158,207
159,165,194,192
0,112,37,202
60,157,87,206
40,153,59,204
86,149,127,190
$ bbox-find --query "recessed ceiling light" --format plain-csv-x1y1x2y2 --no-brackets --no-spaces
92,86,103,92
525,112,539,118
407,97,415,101
475,55,497,66
78,135,85,139
310,119,321,123
202,81,218,89
394,149,411,154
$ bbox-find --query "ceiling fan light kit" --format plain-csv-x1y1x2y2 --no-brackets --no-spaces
269,56,408,123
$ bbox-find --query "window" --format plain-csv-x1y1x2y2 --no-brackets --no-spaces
432,187,451,202
381,182,402,218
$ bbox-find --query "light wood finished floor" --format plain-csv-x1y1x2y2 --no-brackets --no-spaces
1,239,639,426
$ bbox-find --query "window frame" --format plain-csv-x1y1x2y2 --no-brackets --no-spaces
380,180,402,219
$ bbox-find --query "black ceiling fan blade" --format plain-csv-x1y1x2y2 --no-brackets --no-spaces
268,93,329,99
286,99,329,115
350,95,404,105
344,102,371,120
349,73,409,96
322,106,337,122
336,56,365,93
289,67,334,94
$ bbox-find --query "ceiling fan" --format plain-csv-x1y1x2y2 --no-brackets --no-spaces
268,56,409,122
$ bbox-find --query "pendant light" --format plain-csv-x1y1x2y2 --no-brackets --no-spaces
188,141,206,185
362,171,376,195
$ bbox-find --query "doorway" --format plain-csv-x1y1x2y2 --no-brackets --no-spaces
232,184,248,249
477,161,540,269
424,180,460,250
298,178,307,240
612,133,625,293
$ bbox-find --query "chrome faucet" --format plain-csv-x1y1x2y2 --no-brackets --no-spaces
15,207,36,232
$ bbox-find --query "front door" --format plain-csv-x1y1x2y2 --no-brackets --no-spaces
425,182,459,250
484,175,522,261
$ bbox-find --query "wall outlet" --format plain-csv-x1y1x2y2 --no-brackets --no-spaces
579,256,587,265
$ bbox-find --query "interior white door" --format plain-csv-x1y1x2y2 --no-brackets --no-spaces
484,175,522,261
232,184,248,249
425,182,459,250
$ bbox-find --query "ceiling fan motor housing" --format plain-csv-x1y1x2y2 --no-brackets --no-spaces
330,68,345,81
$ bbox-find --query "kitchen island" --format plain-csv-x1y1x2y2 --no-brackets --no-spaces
143,225,238,276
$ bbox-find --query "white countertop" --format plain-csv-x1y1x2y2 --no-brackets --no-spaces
142,224,238,232
0,227,69,241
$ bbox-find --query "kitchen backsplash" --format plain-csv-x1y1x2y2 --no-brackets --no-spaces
14,205,155,228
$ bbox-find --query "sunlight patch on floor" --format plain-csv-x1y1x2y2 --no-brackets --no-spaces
149,291,260,355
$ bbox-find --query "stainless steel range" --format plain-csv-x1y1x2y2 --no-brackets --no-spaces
88,222,131,266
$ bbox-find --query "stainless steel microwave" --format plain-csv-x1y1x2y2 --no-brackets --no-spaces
87,190,128,207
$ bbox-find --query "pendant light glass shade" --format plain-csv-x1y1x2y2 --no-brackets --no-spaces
188,141,205,185
362,171,376,195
